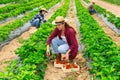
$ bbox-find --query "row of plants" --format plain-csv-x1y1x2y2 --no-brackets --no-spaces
0,0,51,21
83,0,120,29
94,5,120,29
0,0,55,44
76,0,120,79
102,0,120,6
1,0,36,4
0,0,33,4
83,0,90,3
0,0,42,14
0,0,70,79
0,0,17,4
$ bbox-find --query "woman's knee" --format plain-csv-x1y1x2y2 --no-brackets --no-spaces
58,47,66,54
58,44,69,53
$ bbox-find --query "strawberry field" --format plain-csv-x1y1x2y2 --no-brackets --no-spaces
0,0,120,80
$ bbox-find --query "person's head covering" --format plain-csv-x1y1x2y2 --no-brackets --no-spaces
92,2,95,4
52,16,67,25
40,8,48,13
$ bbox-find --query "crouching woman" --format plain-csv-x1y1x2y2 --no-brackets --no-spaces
46,16,78,62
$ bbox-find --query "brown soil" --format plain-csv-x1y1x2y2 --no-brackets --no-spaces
44,0,88,80
0,1,63,72
81,0,120,47
91,0,120,17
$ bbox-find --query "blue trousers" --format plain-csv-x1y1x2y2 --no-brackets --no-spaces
89,9,96,14
31,19,41,28
51,37,69,54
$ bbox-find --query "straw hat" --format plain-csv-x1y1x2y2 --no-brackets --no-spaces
40,8,47,12
52,16,66,25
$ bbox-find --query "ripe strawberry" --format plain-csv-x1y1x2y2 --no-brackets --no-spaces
63,57,66,60
66,64,70,69
62,61,66,64
56,60,61,64
72,64,78,68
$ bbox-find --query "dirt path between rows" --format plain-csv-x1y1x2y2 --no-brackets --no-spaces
91,0,120,17
81,0,120,47
44,0,88,80
0,0,64,72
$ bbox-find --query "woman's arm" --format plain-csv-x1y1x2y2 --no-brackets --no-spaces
68,28,78,51
66,49,71,54
47,28,59,45
46,28,59,56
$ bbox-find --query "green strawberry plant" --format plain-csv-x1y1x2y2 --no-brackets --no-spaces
101,0,120,6
95,3,120,29
0,0,70,79
0,0,51,21
83,0,120,29
76,0,120,79
0,0,56,43
83,0,90,3
0,0,32,4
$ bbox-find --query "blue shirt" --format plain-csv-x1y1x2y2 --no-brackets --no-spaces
30,13,46,23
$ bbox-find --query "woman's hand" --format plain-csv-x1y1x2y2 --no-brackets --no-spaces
46,49,50,57
66,49,71,55
61,50,71,60
65,49,71,60
46,45,50,57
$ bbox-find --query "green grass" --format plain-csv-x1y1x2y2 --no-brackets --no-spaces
83,0,90,3
102,0,120,5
